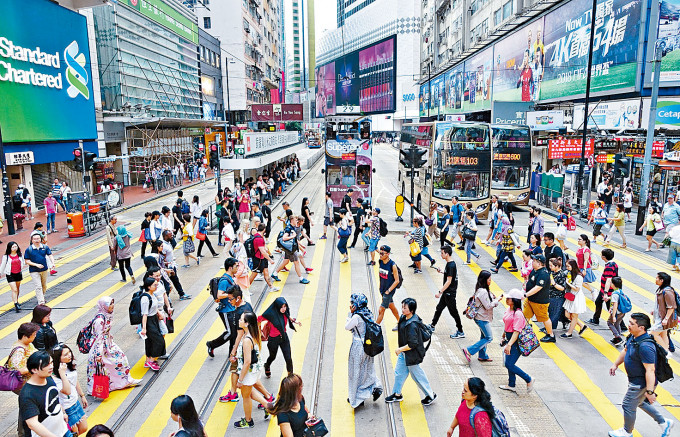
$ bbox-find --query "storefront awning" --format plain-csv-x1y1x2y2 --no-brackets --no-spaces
658,160,680,170
103,116,226,129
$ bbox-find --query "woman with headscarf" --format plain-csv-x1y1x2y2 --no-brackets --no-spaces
258,297,300,378
86,296,141,394
345,293,383,408
116,225,135,284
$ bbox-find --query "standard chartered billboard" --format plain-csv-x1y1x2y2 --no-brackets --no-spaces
0,0,96,143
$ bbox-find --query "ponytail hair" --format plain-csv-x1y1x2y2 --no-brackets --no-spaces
467,377,495,420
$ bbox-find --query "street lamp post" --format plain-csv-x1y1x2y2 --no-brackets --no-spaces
0,125,16,235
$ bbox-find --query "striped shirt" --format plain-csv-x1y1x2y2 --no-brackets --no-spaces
600,261,618,296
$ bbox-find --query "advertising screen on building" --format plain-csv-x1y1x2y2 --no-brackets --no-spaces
463,47,493,112
359,36,396,113
492,18,545,103
316,36,396,116
572,99,640,130
0,0,97,143
419,82,430,117
541,0,642,100
315,61,336,117
445,64,465,113
654,0,680,83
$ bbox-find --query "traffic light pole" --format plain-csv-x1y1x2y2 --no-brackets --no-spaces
0,125,16,235
637,43,662,235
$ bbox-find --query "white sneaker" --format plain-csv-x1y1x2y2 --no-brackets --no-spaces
269,286,280,292
498,385,517,393
254,274,264,281
607,428,632,437
661,419,674,437
527,378,535,393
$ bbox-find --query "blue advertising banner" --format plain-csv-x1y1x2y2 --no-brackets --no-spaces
445,64,464,112
335,51,360,113
0,0,97,143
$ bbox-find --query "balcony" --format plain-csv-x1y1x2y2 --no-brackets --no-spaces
263,77,279,89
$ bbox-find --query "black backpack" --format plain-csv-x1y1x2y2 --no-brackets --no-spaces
129,291,152,325
379,218,388,237
417,320,433,351
357,314,384,357
637,338,674,384
208,275,233,300
395,265,404,289
244,235,257,258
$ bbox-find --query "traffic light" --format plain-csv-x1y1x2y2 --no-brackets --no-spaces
399,147,428,168
399,148,413,168
613,154,630,178
412,148,427,168
84,152,97,171
209,143,219,168
73,148,83,172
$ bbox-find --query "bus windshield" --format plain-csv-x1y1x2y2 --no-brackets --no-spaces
491,125,531,190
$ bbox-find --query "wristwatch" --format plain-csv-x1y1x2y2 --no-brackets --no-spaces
645,389,656,395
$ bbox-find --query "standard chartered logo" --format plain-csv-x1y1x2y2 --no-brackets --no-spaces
64,41,89,99
0,36,89,100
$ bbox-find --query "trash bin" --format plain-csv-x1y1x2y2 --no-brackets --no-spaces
588,200,597,221
67,212,85,238
13,213,25,230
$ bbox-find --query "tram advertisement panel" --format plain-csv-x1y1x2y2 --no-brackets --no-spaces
326,138,373,207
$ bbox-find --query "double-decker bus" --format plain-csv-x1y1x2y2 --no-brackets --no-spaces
324,116,373,210
399,121,492,219
490,124,531,205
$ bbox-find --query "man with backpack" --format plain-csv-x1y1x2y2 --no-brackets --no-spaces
247,223,279,292
376,245,401,331
206,258,238,358
608,313,674,437
385,297,437,406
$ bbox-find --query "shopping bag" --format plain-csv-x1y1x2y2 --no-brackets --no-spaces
196,231,206,241
409,239,421,257
92,364,110,399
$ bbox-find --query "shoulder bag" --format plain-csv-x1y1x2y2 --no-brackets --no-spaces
517,316,540,357
304,417,329,437
0,347,25,393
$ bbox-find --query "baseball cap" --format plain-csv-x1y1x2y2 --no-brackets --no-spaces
531,254,546,264
375,207,381,214
505,288,525,300
379,245,391,253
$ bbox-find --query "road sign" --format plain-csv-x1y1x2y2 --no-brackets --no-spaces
235,146,245,155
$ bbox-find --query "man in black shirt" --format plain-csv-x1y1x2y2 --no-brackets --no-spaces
19,351,69,437
349,198,366,249
543,232,565,268
342,188,354,213
262,197,272,238
172,199,185,237
429,245,464,338
377,245,401,329
524,254,556,342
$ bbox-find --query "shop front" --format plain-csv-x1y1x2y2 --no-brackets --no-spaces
624,140,664,203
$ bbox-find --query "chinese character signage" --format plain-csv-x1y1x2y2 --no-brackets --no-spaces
541,0,642,100
251,104,303,122
5,151,34,165
623,140,664,157
548,138,595,159
121,0,199,44
241,131,299,157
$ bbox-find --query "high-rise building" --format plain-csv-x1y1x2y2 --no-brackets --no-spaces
317,0,421,126
285,0,315,96
193,0,283,123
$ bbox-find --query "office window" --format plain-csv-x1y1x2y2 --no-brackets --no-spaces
502,1,512,19
204,17,211,29
494,9,502,26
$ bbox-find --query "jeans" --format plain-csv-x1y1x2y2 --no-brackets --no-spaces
265,334,293,373
622,382,666,433
46,212,55,232
431,291,463,332
667,242,680,266
495,250,517,270
421,246,435,263
608,312,626,338
503,332,531,387
467,319,493,359
465,239,479,263
118,258,133,280
548,297,568,329
56,197,66,212
361,227,371,247
169,267,185,296
392,352,434,398
338,235,349,255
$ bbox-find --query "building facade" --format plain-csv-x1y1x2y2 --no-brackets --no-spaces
198,28,225,121
193,0,283,123
285,0,315,95
316,0,422,125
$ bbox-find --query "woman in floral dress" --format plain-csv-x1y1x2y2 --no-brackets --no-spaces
87,296,141,394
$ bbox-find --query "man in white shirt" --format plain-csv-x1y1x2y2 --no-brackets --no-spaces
597,178,609,202
161,230,190,299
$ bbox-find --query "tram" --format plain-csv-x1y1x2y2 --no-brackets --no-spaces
323,116,373,210
398,121,492,219
490,124,532,205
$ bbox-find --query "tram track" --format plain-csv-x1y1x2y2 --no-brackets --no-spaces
108,158,325,433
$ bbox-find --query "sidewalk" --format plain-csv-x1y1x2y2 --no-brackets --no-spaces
528,196,672,265
3,173,225,256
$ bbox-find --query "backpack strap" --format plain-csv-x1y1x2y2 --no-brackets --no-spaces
469,405,484,437
5,345,26,367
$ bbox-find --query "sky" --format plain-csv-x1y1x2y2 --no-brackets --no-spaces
315,0,336,42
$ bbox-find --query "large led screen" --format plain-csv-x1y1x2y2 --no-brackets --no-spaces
359,36,395,113
463,46,493,111
315,61,335,117
655,0,680,82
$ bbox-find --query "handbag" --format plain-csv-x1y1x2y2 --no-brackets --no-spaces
183,238,196,254
261,322,271,342
196,231,206,241
462,226,477,241
655,220,665,232
143,228,152,241
564,292,576,301
425,218,434,226
517,317,540,357
409,239,421,257
338,226,352,238
166,314,175,334
303,417,329,437
92,364,110,399
464,295,479,320
1,347,25,393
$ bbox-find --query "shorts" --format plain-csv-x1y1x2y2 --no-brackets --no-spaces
410,253,422,262
252,257,267,273
523,300,550,323
369,238,380,252
324,216,331,226
380,291,394,308
593,224,603,236
284,251,299,262
64,401,86,428
624,207,632,213
647,229,657,237
6,272,22,283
